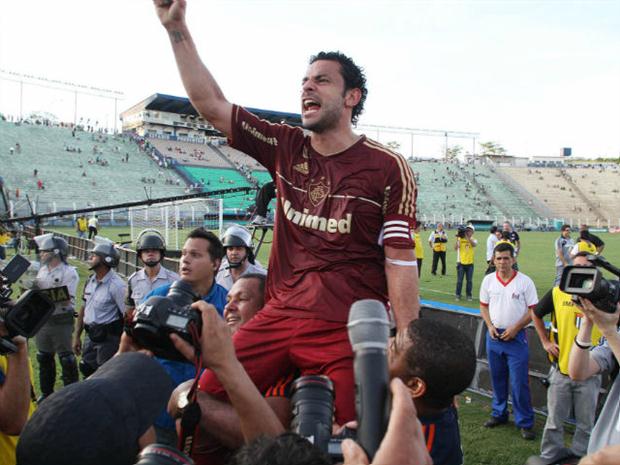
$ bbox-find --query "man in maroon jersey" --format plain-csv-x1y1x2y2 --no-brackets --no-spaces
153,0,419,427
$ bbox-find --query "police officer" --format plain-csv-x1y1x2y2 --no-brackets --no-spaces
428,222,448,276
125,230,179,319
33,234,79,401
216,224,266,291
73,242,126,377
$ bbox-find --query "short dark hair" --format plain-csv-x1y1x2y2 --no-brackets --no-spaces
561,224,571,231
230,433,330,465
186,228,224,262
494,242,515,257
238,273,266,299
403,319,476,410
309,51,367,125
573,251,592,261
490,225,498,234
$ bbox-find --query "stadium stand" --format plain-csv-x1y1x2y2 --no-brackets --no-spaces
0,120,186,215
410,160,539,223
500,166,620,222
148,138,231,168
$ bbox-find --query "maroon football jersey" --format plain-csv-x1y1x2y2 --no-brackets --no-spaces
230,105,417,322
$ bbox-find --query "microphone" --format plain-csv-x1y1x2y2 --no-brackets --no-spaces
347,299,391,461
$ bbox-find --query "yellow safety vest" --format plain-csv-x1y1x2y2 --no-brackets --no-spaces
550,287,603,375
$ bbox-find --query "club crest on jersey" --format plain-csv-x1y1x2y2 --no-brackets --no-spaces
308,177,330,206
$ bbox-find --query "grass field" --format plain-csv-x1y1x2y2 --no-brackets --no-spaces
22,226,620,464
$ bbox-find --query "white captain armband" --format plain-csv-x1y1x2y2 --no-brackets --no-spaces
385,258,417,267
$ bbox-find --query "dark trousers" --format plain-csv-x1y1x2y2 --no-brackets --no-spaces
431,251,446,275
416,258,423,277
456,263,474,297
88,226,98,239
255,181,276,217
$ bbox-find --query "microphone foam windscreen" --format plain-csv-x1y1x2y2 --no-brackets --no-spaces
347,299,390,351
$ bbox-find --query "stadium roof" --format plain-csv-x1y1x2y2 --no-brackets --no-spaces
121,93,302,126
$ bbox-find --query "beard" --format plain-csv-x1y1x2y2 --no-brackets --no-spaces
144,260,160,268
302,101,342,134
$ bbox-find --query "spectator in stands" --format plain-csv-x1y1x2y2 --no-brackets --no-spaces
32,169,37,177
568,297,620,455
454,224,477,301
428,222,448,276
554,224,574,285
579,224,605,254
216,225,266,291
15,143,21,154
88,215,99,239
0,322,36,465
389,318,476,465
153,0,418,429
529,252,603,464
36,179,43,190
480,242,538,440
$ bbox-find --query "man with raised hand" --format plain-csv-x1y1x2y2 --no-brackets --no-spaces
152,0,419,427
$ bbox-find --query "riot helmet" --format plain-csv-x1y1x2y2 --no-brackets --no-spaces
136,229,166,267
89,242,120,268
221,225,255,268
35,233,69,264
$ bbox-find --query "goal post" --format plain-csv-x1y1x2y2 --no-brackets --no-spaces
129,198,223,250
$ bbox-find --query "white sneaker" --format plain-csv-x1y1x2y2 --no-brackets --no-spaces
251,215,267,225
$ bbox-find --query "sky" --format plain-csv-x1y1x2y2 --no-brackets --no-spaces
1,0,619,159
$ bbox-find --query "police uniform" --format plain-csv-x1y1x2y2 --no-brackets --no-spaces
215,260,266,291
534,287,603,460
125,266,180,309
428,229,448,275
80,270,126,374
34,262,80,394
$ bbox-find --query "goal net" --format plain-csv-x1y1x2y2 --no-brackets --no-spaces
129,198,223,250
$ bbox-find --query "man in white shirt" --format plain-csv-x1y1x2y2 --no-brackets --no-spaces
479,242,538,440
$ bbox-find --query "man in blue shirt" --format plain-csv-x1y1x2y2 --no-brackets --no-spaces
142,228,228,447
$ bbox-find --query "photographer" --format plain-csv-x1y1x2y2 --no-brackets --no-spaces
568,297,620,454
0,325,36,465
73,242,126,377
32,234,80,402
530,252,603,464
454,224,477,301
143,228,228,446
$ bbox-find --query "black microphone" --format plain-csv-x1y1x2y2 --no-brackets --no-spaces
347,299,391,461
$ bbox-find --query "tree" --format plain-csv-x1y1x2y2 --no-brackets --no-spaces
479,141,507,156
445,145,462,161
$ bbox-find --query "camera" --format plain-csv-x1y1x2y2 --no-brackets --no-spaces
559,255,620,314
456,225,467,238
128,280,202,361
290,375,356,463
0,254,56,354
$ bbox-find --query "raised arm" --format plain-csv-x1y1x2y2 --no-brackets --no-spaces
153,0,233,135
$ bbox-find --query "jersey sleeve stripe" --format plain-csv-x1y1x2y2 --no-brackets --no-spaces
363,140,417,218
383,232,411,240
384,226,410,234
384,220,409,227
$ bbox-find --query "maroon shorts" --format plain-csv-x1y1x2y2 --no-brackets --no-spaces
198,306,355,425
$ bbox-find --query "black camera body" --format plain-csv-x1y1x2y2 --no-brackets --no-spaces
290,375,355,463
128,280,202,361
560,261,620,314
456,225,467,238
0,254,56,354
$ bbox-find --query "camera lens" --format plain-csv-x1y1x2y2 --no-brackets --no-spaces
167,280,200,307
291,375,334,453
